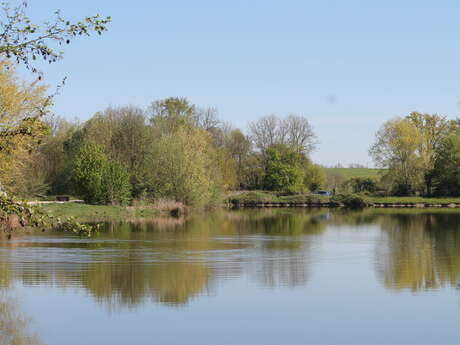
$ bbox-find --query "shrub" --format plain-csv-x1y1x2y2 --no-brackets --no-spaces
73,142,131,205
102,160,131,206
263,144,306,192
331,193,371,209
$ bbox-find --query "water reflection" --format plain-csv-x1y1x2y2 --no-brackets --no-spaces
1,209,460,312
375,212,460,291
0,290,42,345
0,210,325,309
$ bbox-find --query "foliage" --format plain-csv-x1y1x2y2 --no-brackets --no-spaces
0,1,110,235
0,1,110,76
342,177,378,194
304,164,326,191
149,97,196,133
146,125,222,206
102,159,131,206
83,106,152,198
370,113,459,196
224,129,251,188
0,193,94,236
331,193,371,209
0,62,50,193
406,112,457,195
370,117,423,195
38,117,79,194
110,107,151,197
263,144,306,192
432,131,460,196
72,141,131,205
213,147,238,191
236,152,262,190
72,141,107,204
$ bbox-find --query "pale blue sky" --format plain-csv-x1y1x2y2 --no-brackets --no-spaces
24,0,460,166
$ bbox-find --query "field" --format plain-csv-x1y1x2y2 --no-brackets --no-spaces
324,168,384,179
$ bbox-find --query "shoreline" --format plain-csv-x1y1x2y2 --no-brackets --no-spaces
229,201,460,208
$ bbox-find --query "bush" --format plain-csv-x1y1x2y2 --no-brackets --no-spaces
102,160,131,205
72,142,107,204
263,144,306,192
342,177,378,194
331,193,371,209
73,142,131,205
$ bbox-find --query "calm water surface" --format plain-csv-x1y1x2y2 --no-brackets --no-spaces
1,209,460,345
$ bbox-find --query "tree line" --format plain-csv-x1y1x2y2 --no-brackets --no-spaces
1,62,324,206
3,56,460,207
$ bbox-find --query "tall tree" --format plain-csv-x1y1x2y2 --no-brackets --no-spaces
280,115,317,155
224,129,251,188
432,131,460,196
0,1,110,77
249,114,317,155
111,107,151,197
249,114,280,152
369,118,423,195
0,61,49,193
406,112,456,195
149,97,196,133
146,126,222,206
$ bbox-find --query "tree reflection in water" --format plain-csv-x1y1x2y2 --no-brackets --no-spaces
0,210,327,309
375,211,460,291
1,209,460,312
0,258,42,345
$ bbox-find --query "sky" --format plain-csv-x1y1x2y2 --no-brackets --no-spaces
21,0,460,166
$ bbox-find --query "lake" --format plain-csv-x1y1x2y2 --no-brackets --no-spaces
1,208,460,345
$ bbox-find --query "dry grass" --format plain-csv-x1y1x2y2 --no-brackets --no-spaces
152,199,186,211
128,199,188,217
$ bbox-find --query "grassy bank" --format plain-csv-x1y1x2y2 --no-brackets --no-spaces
227,191,330,204
39,203,165,222
227,191,460,206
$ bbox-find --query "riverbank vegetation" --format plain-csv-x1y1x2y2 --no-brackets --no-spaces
2,93,325,208
1,3,460,234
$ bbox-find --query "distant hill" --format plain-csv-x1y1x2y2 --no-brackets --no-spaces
324,168,384,180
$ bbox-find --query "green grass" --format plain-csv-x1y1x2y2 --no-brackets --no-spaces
324,168,384,179
39,203,161,221
227,191,460,206
227,191,330,204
